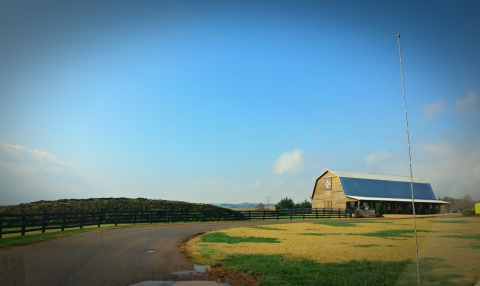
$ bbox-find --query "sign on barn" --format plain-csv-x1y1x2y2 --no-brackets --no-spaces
324,178,332,190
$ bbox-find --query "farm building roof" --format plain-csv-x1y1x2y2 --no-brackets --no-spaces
329,170,427,183
313,170,441,201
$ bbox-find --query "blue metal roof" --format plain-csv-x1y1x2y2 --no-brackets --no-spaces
339,177,436,200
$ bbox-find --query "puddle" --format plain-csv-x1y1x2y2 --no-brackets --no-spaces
172,264,210,276
146,250,156,253
130,281,228,286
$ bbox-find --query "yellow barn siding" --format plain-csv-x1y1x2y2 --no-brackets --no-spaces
312,171,357,209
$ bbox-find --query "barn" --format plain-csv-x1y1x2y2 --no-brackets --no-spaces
311,170,448,214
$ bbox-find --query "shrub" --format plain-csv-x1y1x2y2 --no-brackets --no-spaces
461,208,474,217
375,203,384,217
275,197,295,210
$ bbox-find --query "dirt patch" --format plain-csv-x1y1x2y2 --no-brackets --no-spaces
180,231,259,286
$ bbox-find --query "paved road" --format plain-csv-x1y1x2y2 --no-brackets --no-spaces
0,220,323,286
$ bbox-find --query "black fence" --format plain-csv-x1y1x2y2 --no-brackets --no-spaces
239,208,350,221
0,208,350,238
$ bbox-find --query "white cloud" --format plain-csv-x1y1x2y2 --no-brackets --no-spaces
272,149,304,174
454,90,478,113
254,180,263,188
0,143,92,205
365,150,395,165
363,140,480,200
424,99,444,118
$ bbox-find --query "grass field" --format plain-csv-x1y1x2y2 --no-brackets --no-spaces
185,215,480,285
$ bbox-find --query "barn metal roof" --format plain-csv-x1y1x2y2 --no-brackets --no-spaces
345,196,449,204
329,170,427,183
339,176,437,200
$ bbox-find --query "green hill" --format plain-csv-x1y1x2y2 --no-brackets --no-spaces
0,197,228,215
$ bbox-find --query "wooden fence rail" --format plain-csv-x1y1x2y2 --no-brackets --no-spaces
0,208,350,238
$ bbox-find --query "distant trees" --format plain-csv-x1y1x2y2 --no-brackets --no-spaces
275,197,312,210
438,195,477,213
255,203,265,211
275,197,295,210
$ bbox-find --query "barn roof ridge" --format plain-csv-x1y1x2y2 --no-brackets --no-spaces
328,170,428,184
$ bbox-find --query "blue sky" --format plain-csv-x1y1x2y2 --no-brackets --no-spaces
1,0,479,205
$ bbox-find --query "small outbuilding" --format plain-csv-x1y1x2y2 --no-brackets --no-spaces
311,170,448,214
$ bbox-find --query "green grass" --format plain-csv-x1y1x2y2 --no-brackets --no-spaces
202,232,279,244
249,226,283,231
353,244,379,247
299,233,340,236
217,254,463,286
346,229,432,238
442,234,480,241
313,221,392,227
0,228,93,248
431,220,468,224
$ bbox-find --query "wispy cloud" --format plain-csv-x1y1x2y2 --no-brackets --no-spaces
0,143,91,204
363,140,480,200
454,89,478,114
272,149,304,174
365,150,395,165
424,99,444,118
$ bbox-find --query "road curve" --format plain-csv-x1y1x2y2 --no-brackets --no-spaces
0,220,325,286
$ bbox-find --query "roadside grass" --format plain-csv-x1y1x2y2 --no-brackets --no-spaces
186,218,480,285
249,226,282,231
313,221,392,227
202,232,279,244
442,234,480,241
431,220,468,224
299,233,340,236
0,228,93,248
219,254,462,286
346,229,433,238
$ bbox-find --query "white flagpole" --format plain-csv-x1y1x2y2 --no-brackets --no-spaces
397,34,420,286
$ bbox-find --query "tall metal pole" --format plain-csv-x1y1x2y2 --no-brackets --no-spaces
397,34,420,286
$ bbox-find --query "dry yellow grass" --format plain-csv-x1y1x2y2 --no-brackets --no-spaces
186,215,480,284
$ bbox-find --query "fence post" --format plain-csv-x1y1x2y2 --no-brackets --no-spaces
323,208,325,216
61,213,66,231
290,209,292,221
149,211,153,224
248,210,251,221
263,210,265,221
316,209,318,219
98,211,101,228
217,211,219,222
277,210,279,220
80,212,84,229
184,210,187,223
338,208,340,219
42,212,46,234
0,215,3,239
115,211,118,227
20,215,26,236
133,212,136,225
303,208,305,220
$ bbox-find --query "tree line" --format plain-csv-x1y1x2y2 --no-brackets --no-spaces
438,195,479,212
